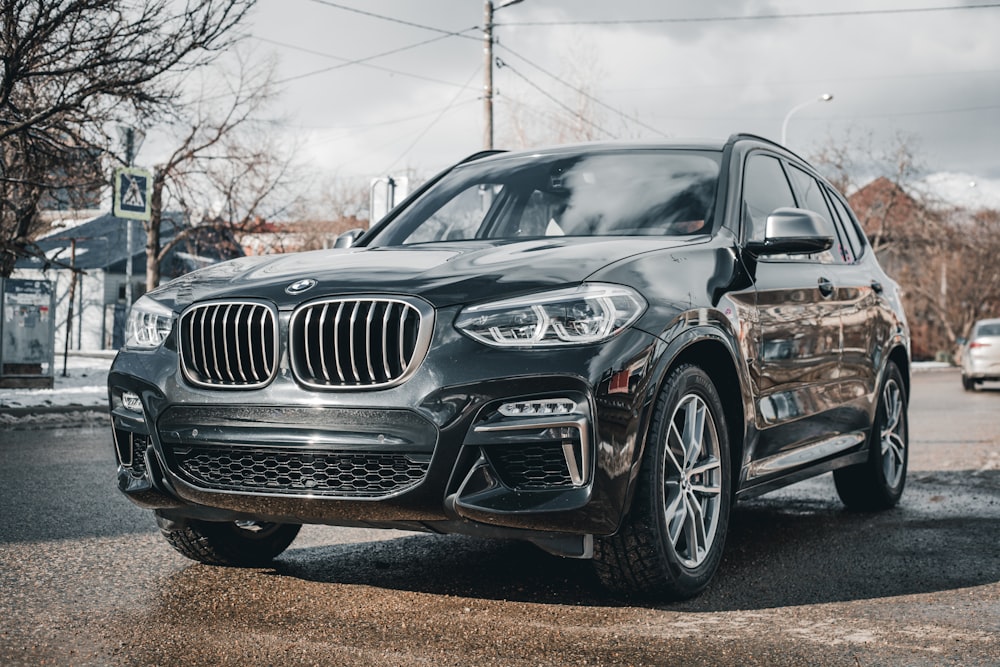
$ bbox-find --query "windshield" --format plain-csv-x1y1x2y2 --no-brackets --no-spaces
367,150,721,247
975,323,1000,337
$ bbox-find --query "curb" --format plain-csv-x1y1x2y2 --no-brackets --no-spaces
912,363,957,373
0,403,107,417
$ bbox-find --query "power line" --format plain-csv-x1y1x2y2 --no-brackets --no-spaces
277,98,481,133
603,68,1000,94
498,3,1000,26
252,35,475,89
642,103,1000,122
850,103,1000,119
497,44,669,138
305,0,481,41
381,66,484,174
496,58,618,140
275,32,464,85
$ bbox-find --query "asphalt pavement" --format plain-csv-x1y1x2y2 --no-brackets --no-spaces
1,367,998,666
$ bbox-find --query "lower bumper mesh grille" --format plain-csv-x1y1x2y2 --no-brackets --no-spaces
172,446,430,497
486,443,574,490
115,428,149,478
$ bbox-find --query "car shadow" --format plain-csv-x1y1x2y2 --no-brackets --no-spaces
264,469,1000,612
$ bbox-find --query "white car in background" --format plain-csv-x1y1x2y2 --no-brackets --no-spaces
960,318,1000,391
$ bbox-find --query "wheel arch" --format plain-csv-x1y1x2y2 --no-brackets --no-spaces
669,338,746,498
625,330,748,515
887,344,911,400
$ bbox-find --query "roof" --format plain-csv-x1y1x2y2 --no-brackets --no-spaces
15,212,242,277
468,138,731,164
460,134,808,170
847,177,926,239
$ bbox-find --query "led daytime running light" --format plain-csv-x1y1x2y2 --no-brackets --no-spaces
498,398,577,417
121,391,143,413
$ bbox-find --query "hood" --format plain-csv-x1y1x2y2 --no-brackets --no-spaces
148,237,705,311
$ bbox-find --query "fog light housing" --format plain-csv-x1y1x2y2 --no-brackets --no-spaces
121,391,143,413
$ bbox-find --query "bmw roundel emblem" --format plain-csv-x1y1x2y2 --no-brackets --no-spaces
285,278,317,295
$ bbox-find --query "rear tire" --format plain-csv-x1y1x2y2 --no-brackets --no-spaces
593,364,731,600
156,513,301,567
834,361,908,511
962,374,975,391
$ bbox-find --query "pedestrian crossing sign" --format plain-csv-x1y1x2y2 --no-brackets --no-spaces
113,167,153,221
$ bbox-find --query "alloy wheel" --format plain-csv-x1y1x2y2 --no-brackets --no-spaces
662,393,723,568
880,378,906,490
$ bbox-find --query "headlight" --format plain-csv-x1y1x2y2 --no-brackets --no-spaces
124,295,175,349
455,284,646,348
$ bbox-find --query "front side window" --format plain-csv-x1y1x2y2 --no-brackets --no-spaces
401,183,503,244
742,154,796,243
369,151,722,247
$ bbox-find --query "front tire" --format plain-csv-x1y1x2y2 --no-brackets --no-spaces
834,361,908,511
593,364,732,600
156,513,301,567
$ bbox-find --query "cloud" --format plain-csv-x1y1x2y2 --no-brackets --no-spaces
240,0,1000,194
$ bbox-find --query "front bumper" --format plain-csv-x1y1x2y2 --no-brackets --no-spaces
108,316,661,546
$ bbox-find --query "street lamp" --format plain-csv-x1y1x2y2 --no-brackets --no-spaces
780,93,833,146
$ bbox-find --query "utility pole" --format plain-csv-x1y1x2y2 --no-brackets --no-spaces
483,0,523,150
483,1,495,150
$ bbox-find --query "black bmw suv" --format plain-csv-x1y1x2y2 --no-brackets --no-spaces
109,134,910,600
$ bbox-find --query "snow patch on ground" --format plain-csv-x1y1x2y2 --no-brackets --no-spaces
0,354,112,410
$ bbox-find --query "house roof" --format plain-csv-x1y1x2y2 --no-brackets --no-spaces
847,177,925,238
15,212,241,277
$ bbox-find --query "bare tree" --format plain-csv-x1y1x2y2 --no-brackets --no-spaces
900,208,1000,349
144,50,300,288
314,174,371,223
813,131,1000,359
499,39,614,149
812,129,930,254
0,0,255,276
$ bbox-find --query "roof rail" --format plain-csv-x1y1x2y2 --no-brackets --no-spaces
458,149,507,165
726,133,809,163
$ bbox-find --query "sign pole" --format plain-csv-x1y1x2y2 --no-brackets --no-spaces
125,129,134,308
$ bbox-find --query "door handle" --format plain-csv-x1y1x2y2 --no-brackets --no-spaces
818,277,834,298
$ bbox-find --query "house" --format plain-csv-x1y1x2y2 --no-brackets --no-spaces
848,177,946,360
13,212,243,351
237,217,365,256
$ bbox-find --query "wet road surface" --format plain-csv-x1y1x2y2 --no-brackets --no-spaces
1,369,998,665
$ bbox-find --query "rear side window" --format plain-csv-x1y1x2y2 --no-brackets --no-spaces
786,165,840,264
826,192,866,261
976,323,1000,337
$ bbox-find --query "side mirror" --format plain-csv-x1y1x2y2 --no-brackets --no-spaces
333,228,365,249
746,207,834,257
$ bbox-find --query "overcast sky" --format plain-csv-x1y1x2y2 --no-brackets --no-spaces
234,0,1000,206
